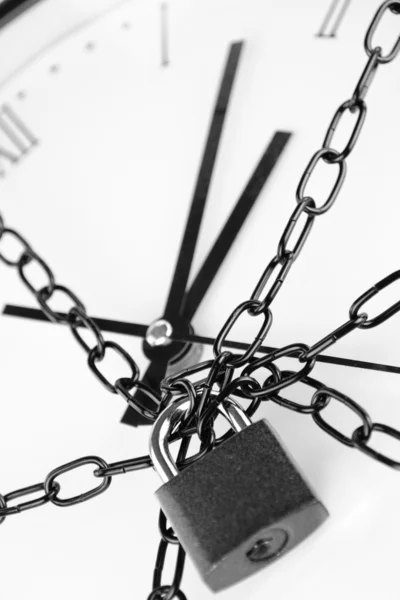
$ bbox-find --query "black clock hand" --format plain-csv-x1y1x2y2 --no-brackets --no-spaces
163,40,243,321
2,304,148,336
122,41,244,426
4,304,400,375
181,131,291,322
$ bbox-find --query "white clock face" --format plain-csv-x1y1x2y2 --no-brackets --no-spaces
0,0,399,598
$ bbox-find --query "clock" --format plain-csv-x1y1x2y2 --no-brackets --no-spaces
0,0,399,599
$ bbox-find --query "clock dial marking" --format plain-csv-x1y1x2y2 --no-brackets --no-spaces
317,0,352,38
181,131,292,322
0,104,37,175
161,2,169,67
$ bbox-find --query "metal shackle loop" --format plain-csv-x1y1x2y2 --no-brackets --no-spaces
218,399,252,433
150,397,251,484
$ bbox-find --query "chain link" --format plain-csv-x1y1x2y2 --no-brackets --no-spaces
69,305,106,357
296,147,347,214
312,388,373,447
353,423,400,469
88,340,140,394
0,482,60,519
365,1,400,63
0,227,32,266
0,3,400,598
349,269,400,328
322,98,367,163
149,539,186,600
213,301,273,367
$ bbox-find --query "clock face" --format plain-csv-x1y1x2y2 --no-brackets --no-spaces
0,0,399,598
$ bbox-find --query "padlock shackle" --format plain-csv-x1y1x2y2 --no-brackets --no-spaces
151,397,190,483
219,401,252,433
150,397,252,484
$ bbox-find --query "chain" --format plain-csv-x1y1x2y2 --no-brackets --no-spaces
0,2,400,597
0,214,160,421
166,0,400,466
0,454,151,520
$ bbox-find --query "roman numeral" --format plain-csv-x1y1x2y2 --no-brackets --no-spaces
316,0,352,38
0,104,38,177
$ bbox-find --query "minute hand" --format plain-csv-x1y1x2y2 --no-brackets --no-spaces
180,131,292,322
163,41,244,321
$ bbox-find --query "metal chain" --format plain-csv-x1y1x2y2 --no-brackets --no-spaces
0,218,160,422
0,454,151,521
0,2,400,597
167,0,400,471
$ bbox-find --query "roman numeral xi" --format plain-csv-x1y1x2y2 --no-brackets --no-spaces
0,103,37,177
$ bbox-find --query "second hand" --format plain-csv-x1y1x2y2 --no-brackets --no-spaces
3,304,400,375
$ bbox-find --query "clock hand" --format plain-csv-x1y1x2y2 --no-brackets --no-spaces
2,304,149,335
181,131,292,322
172,331,400,375
163,40,243,322
4,304,400,375
123,41,244,426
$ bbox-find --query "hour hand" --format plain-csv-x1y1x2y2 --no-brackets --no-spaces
181,131,292,322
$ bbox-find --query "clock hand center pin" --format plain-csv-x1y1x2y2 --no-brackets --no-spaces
144,317,203,378
146,318,173,347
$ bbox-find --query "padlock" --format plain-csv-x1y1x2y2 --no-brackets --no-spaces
150,397,328,592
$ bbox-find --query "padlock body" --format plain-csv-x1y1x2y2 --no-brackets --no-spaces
156,419,328,592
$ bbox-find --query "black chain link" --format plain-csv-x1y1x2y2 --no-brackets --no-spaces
0,3,400,598
149,538,186,600
0,482,60,521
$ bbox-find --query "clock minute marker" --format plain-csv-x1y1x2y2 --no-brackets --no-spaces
3,304,400,375
161,2,169,67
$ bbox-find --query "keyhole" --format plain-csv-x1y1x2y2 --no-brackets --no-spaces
247,528,288,562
